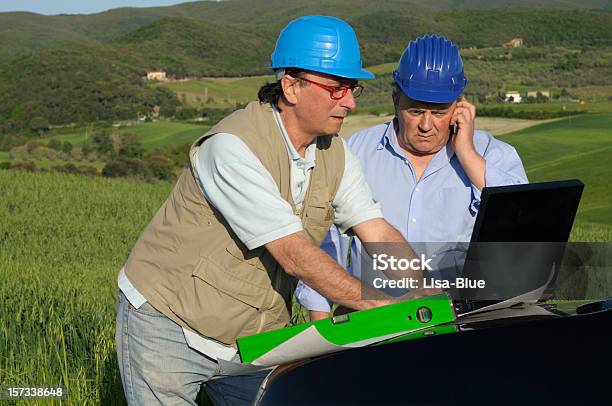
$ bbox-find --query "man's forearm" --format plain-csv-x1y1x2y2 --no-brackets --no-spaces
455,147,485,191
266,232,394,311
352,218,425,282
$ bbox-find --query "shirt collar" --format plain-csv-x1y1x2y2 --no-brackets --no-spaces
272,106,316,167
377,121,393,151
378,118,455,168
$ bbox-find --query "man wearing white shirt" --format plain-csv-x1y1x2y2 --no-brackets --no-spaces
115,16,432,406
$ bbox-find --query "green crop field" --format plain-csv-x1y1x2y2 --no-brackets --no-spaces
1,112,611,405
0,171,172,405
3,3,612,403
48,121,210,151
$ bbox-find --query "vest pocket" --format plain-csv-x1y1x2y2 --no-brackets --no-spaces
168,256,268,343
304,201,335,222
303,202,334,246
226,244,266,271
192,256,267,310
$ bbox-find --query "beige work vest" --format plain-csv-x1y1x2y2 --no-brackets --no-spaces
125,101,345,345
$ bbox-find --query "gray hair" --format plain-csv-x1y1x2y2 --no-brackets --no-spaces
391,81,402,108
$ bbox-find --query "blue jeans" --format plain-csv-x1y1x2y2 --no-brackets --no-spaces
115,292,268,405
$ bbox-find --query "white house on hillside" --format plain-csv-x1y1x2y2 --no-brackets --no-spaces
145,71,167,81
527,90,550,98
504,38,524,48
504,91,522,103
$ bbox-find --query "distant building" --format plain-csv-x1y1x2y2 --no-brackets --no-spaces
503,38,523,48
145,71,167,81
527,90,550,98
504,91,522,103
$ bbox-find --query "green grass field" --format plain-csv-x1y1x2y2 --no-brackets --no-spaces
484,100,612,114
0,122,211,171
0,171,172,405
156,75,273,108
1,111,611,404
48,121,210,150
1,166,610,404
499,113,612,229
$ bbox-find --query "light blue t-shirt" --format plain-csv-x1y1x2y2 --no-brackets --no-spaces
296,120,529,312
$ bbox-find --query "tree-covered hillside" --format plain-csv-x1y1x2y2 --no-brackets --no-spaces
0,1,611,129
1,0,610,62
0,45,179,132
111,17,274,76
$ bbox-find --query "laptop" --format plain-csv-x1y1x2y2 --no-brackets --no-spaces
451,179,584,314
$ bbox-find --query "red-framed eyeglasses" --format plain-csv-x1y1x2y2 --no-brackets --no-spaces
298,77,364,100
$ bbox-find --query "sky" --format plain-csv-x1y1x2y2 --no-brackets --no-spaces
0,1,201,15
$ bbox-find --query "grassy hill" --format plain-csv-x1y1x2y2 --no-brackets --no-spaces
2,1,611,62
1,105,611,405
157,75,274,108
103,8,612,76
499,113,612,228
0,44,181,131
49,121,209,150
0,12,100,62
445,0,609,8
9,112,608,234
157,61,612,112
50,113,612,227
111,17,274,76
1,2,611,129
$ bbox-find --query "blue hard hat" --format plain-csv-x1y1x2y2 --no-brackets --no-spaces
271,16,374,80
393,34,467,103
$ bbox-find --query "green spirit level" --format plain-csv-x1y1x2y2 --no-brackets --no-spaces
237,293,455,364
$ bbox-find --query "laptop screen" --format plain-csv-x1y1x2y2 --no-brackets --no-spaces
453,180,584,310
470,180,584,243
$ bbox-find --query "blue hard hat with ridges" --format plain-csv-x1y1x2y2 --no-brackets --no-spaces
393,34,467,103
271,16,374,80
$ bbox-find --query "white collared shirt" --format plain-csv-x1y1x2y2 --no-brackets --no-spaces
119,106,382,360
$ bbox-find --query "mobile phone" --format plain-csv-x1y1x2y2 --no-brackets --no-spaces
450,123,458,137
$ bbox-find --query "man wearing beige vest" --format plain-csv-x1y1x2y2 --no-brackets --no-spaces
115,16,431,406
